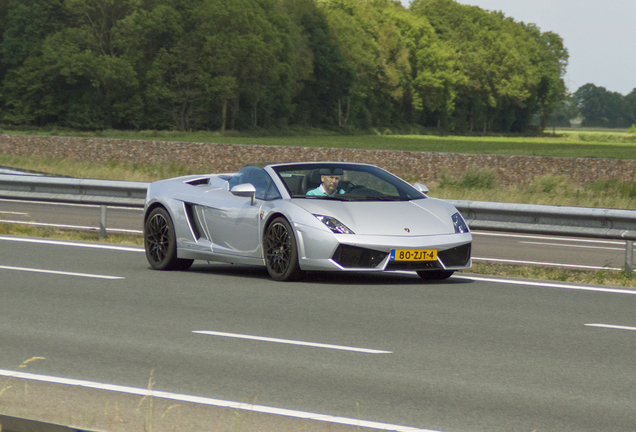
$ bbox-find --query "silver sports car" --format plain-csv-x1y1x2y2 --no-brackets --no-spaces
143,162,471,281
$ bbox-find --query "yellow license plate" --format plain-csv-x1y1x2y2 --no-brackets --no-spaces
391,249,437,261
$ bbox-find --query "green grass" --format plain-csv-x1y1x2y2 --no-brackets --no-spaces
0,154,195,182
209,136,636,159
432,169,636,209
4,127,636,159
0,223,144,247
469,262,636,289
3,153,636,208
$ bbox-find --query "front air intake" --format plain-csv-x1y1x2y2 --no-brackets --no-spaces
332,245,387,268
438,243,471,267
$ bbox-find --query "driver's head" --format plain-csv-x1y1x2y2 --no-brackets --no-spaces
319,168,343,194
321,174,341,194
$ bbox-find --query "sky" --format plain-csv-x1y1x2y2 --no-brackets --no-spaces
402,0,636,96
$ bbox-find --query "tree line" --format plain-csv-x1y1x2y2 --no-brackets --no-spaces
550,84,636,129
0,0,569,133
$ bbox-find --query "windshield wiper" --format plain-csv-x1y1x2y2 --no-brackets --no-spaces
296,195,366,201
373,196,412,201
296,195,413,201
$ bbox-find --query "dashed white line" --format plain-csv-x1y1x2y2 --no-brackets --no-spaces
585,324,636,332
0,370,438,432
0,211,28,215
0,265,124,279
193,330,392,354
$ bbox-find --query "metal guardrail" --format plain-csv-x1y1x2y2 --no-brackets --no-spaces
447,200,636,272
0,175,635,271
0,174,147,239
0,174,148,205
448,200,636,241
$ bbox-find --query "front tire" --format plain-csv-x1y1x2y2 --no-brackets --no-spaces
417,270,454,281
264,217,304,281
144,207,193,271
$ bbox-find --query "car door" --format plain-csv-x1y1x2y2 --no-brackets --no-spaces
201,166,280,259
201,195,263,258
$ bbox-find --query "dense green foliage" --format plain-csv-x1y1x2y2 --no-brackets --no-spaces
573,84,636,128
547,84,636,129
0,0,568,133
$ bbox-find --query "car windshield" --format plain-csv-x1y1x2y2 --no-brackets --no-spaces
272,163,425,201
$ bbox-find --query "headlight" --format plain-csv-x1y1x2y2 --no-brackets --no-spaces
314,215,355,234
452,212,469,233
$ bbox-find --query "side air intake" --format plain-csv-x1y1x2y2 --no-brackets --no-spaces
184,203,206,240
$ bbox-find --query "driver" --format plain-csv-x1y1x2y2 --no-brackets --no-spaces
307,168,345,197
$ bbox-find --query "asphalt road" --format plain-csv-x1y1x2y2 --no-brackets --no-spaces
1,236,635,432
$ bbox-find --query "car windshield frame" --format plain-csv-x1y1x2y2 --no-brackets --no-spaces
271,163,426,201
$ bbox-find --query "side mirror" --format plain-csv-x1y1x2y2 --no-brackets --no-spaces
231,183,256,205
412,183,429,195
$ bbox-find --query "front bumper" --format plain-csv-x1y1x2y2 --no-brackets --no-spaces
295,224,472,272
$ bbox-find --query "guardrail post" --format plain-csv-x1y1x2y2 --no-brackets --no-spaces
99,205,107,239
626,240,634,273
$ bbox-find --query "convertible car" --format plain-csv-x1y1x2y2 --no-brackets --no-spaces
143,162,471,281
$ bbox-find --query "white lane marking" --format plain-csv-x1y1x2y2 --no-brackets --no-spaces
472,231,625,245
455,275,636,295
585,324,636,332
0,219,143,234
0,265,123,280
471,230,625,270
520,241,625,251
0,370,439,432
471,256,621,271
193,330,392,354
0,236,144,252
0,211,28,215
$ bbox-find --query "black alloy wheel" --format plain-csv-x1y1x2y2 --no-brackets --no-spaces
264,217,303,281
144,207,193,271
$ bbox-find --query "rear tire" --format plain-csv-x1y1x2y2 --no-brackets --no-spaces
144,207,193,271
417,270,454,280
264,217,304,281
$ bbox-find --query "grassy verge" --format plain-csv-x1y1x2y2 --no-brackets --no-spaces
469,262,636,289
4,127,636,158
6,153,634,209
0,154,196,182
0,223,144,247
431,168,636,209
0,147,636,209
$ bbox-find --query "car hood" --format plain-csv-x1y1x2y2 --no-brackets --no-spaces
290,198,457,236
